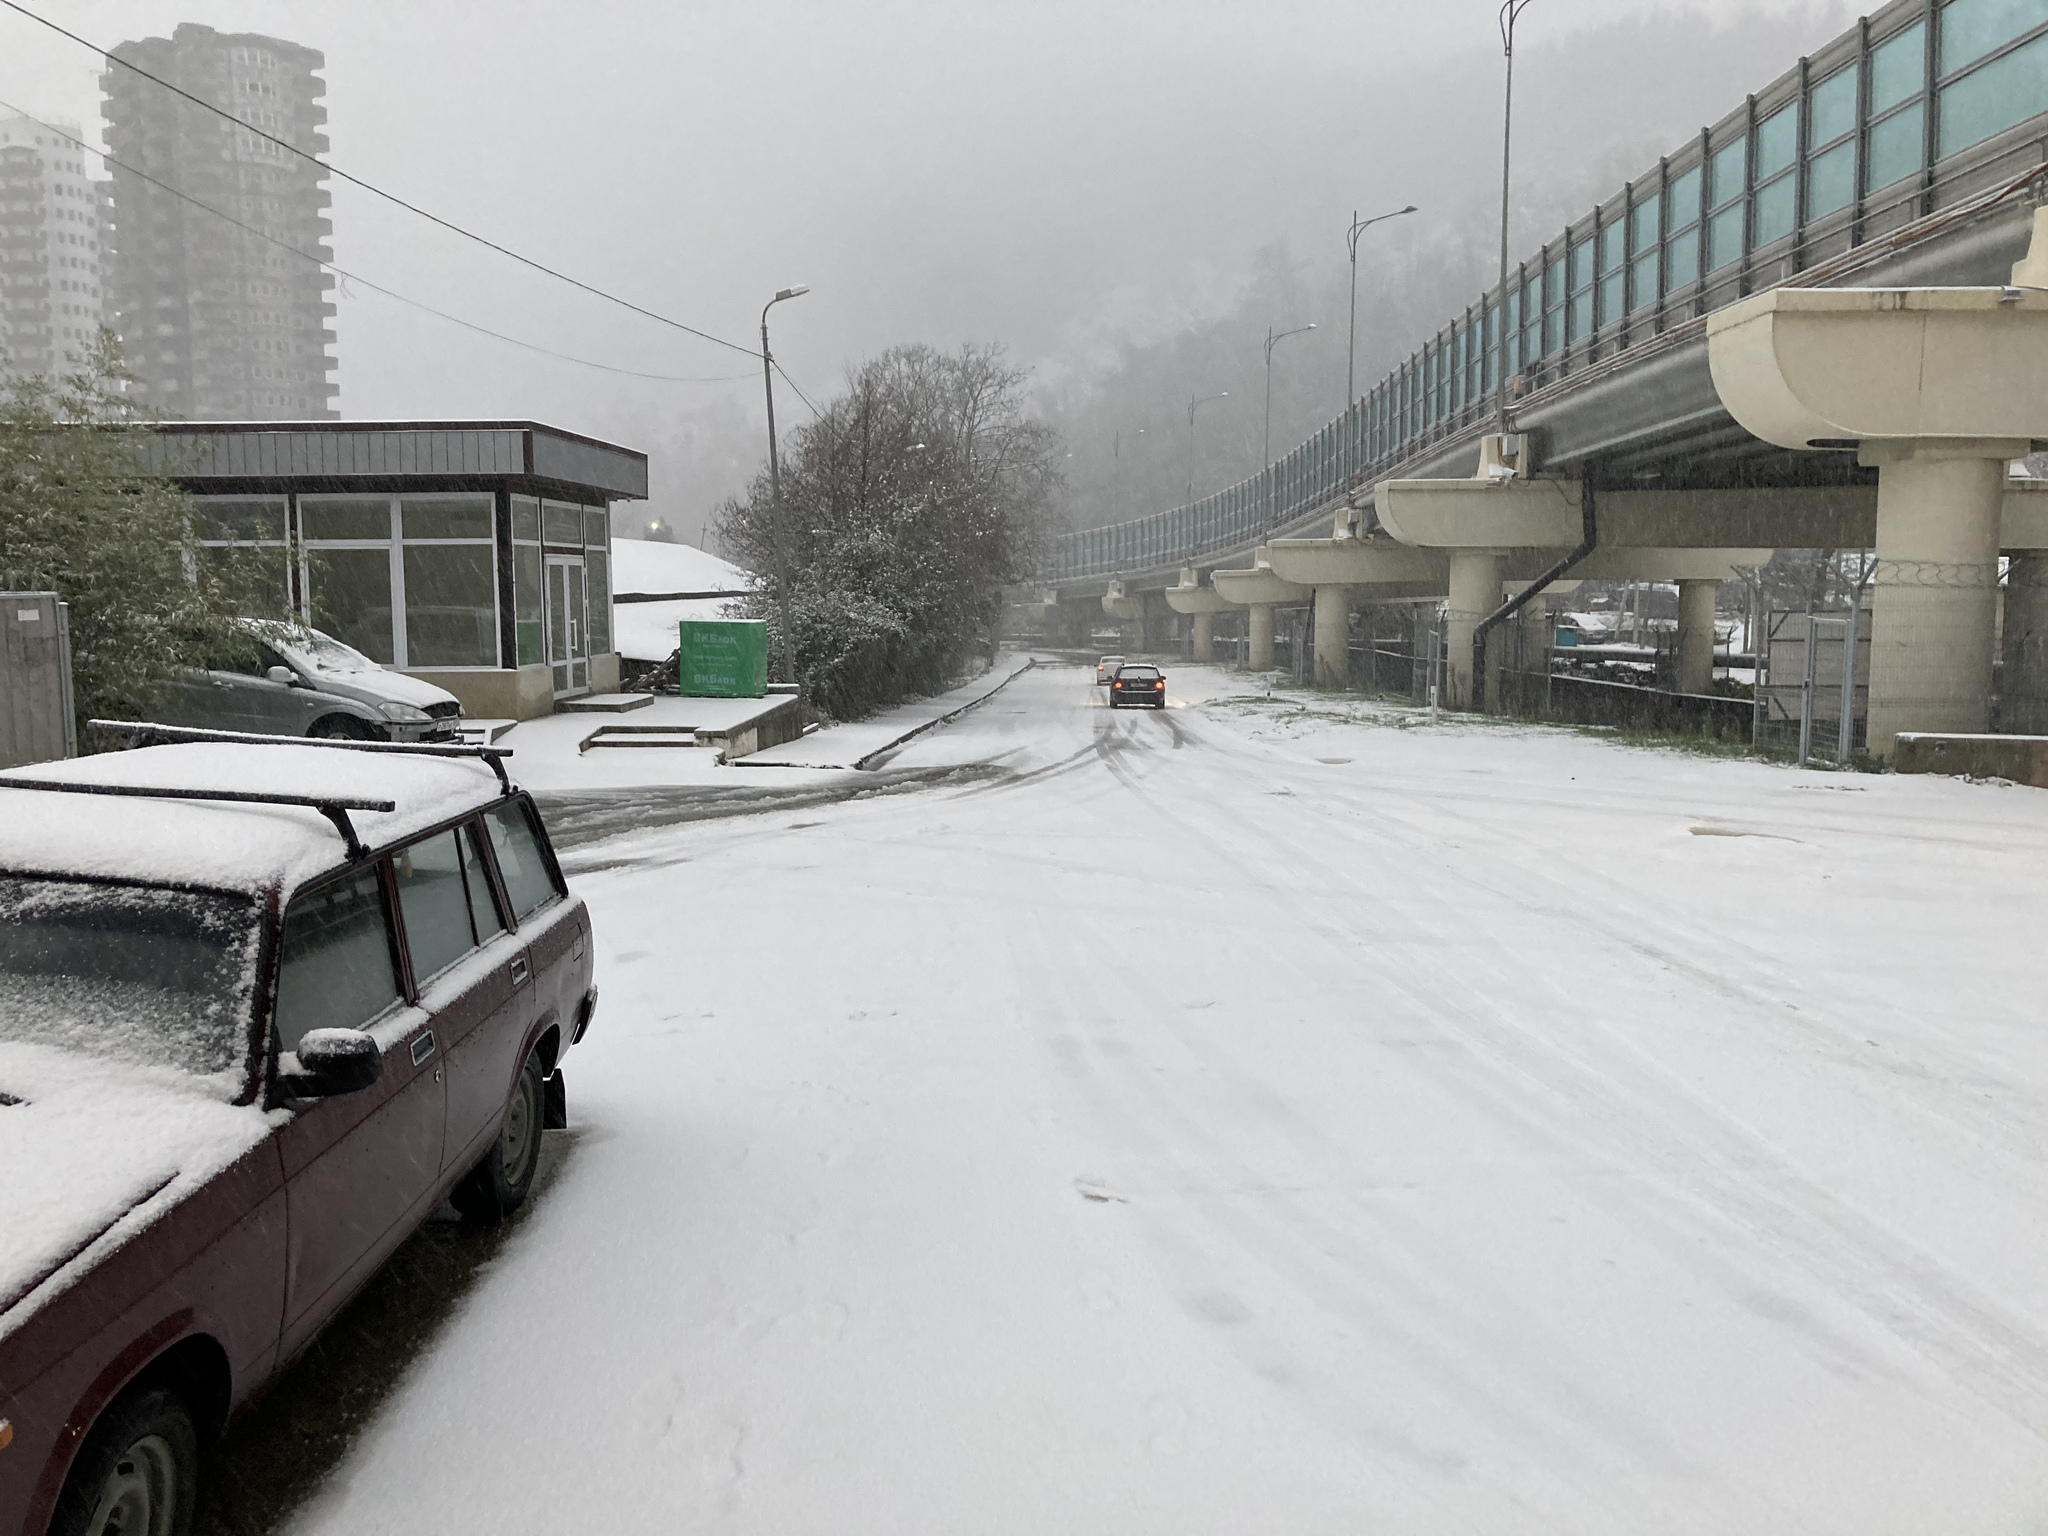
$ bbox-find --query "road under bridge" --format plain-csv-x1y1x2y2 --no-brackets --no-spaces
1030,0,2048,756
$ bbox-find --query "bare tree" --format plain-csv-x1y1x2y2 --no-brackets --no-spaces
718,344,1062,718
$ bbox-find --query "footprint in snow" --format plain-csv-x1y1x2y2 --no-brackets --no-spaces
1074,1177,1127,1204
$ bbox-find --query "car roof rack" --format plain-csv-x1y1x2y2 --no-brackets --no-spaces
87,719,515,793
0,778,392,860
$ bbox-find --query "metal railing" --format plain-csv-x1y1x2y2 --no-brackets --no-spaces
1050,0,2048,584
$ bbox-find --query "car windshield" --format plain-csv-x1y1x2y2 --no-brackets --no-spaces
272,627,380,676
1120,667,1160,679
0,876,263,1084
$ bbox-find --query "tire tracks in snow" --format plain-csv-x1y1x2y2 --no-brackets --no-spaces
1109,706,2048,1441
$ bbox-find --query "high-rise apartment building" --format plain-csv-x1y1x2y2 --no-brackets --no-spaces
0,115,107,382
102,24,337,419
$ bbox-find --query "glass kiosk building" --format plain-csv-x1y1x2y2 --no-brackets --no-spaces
141,420,648,720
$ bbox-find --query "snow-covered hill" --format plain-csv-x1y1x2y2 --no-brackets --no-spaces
609,538,755,663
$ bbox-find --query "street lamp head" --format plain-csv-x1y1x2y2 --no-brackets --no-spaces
774,285,811,302
1400,204,1418,214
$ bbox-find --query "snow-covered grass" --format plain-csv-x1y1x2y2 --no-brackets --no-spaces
284,663,2048,1535
610,539,753,664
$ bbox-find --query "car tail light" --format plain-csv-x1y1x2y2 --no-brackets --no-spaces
1154,680,1164,689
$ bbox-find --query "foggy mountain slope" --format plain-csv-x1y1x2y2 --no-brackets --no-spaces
1,0,1850,549
1040,3,1852,531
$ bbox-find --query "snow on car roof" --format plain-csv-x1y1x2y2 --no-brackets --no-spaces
0,741,508,894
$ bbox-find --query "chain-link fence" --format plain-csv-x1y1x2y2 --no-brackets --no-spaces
1350,608,1445,705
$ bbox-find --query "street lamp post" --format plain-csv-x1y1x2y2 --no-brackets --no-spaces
1186,392,1227,504
1497,0,1535,433
1263,323,1315,520
1346,205,1418,406
759,283,809,684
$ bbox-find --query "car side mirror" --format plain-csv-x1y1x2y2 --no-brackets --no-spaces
283,1028,383,1098
267,665,299,686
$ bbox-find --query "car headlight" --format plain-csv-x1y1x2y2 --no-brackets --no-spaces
378,701,432,722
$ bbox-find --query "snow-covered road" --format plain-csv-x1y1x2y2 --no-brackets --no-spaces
288,664,2048,1535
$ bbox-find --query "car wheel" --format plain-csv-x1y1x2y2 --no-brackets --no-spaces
49,1384,199,1536
452,1049,545,1224
307,713,384,742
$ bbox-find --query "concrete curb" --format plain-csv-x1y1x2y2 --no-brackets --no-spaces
731,656,1038,770
853,657,1037,769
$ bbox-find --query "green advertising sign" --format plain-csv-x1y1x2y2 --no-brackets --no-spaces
676,618,768,698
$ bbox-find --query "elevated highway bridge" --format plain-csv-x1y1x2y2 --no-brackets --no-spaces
1032,0,2048,755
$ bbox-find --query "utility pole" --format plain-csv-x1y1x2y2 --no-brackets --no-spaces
759,284,809,684
1496,0,1535,433
1263,324,1315,521
1186,391,1227,504
1346,206,1417,406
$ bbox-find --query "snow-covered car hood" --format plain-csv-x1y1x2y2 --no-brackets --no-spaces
0,1043,279,1336
308,667,461,712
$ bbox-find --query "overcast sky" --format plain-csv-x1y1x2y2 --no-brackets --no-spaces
3,0,1849,521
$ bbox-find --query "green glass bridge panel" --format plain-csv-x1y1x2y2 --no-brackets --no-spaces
1666,226,1701,287
1939,31,2048,151
676,619,768,698
1807,140,1858,217
1809,65,1860,147
1755,104,1798,179
1868,101,1928,187
1709,136,1748,208
1940,0,2048,72
1871,23,1927,112
1667,166,1702,226
1753,174,1797,245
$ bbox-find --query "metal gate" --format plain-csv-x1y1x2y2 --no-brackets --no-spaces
1757,608,1869,764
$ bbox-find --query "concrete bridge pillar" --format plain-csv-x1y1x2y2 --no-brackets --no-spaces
1676,579,1719,696
2003,554,2048,734
1863,442,2013,749
1445,550,1502,709
1247,604,1276,671
1705,249,2048,756
1312,586,1352,689
1191,612,1214,663
1512,598,1553,681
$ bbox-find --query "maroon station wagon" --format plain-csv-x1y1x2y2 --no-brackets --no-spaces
0,728,596,1536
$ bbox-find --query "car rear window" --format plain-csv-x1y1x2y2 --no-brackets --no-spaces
484,801,561,921
1118,666,1160,679
0,876,262,1082
391,823,506,987
275,866,402,1054
394,830,482,982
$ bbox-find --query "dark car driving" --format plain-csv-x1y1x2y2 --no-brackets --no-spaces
1109,664,1167,709
0,728,595,1536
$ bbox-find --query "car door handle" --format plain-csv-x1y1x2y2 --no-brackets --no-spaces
409,1030,437,1066
509,956,530,986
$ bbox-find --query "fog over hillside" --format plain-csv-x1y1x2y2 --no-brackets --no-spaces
1039,3,1853,532
2,0,1850,543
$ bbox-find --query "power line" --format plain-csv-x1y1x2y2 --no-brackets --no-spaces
774,360,822,419
0,103,754,385
0,0,759,359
